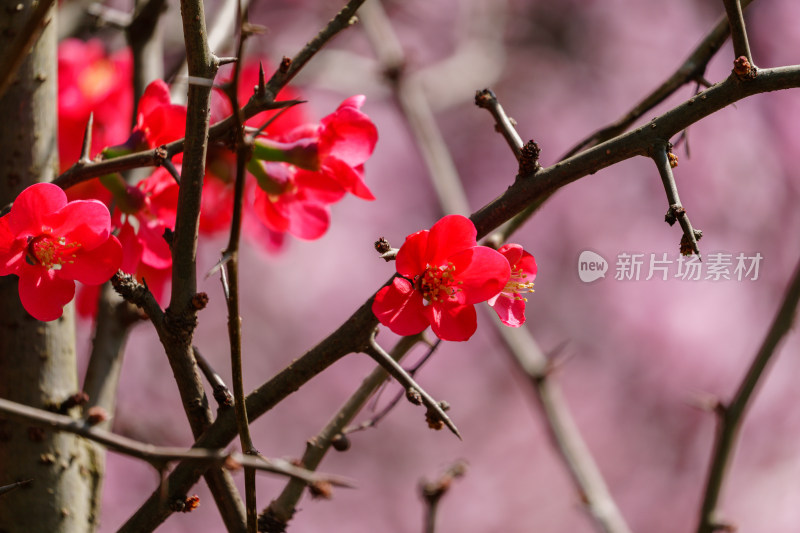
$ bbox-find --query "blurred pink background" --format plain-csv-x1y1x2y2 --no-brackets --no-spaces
68,0,800,531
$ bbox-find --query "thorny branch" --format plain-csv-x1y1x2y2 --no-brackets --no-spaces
50,1,800,531
562,0,755,159
261,335,425,530
0,397,353,487
493,322,633,533
695,256,800,533
651,142,702,257
359,0,470,216
721,0,753,68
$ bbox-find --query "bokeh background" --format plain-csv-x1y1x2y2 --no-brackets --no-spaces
62,0,800,531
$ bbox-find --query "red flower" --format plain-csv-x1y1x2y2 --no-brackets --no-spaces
372,215,510,341
133,80,188,152
488,244,537,327
58,39,133,172
114,168,179,305
251,162,346,240
0,183,122,321
254,95,378,200
249,96,378,241
201,61,313,247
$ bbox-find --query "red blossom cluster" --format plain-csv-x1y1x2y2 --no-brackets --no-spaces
3,41,538,338
25,40,377,318
0,184,122,321
372,215,536,341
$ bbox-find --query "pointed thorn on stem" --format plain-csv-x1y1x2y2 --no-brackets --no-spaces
257,62,266,97
80,113,94,163
366,332,461,439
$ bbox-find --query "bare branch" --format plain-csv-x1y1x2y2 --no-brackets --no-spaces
475,88,524,160
696,256,800,533
470,65,800,241
262,335,424,530
651,142,702,257
420,461,468,533
722,0,754,67
494,322,633,533
360,0,470,216
364,332,460,439
562,0,755,159
0,397,352,487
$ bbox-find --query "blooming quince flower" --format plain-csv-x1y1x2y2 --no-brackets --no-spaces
372,215,510,342
0,183,122,321
252,95,378,201
132,80,188,152
488,243,537,327
58,39,133,172
250,162,346,240
113,167,179,305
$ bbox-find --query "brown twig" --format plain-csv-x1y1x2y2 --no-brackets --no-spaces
364,332,460,439
345,338,441,434
651,142,702,257
470,65,800,241
263,0,365,98
359,0,470,216
193,347,234,408
420,461,468,533
561,0,755,160
0,479,32,498
119,297,379,532
475,88,524,160
0,397,352,487
220,17,260,532
261,335,424,530
695,256,800,533
493,321,633,533
722,0,753,68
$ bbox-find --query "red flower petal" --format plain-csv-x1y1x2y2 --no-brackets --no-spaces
137,220,173,269
286,201,330,240
372,277,429,336
117,222,144,274
449,246,511,304
319,97,378,167
395,229,429,278
137,80,172,123
424,302,477,342
489,295,526,327
18,267,76,321
425,214,478,268
321,158,374,200
0,216,24,276
47,199,112,250
7,183,67,236
295,169,346,204
59,235,122,285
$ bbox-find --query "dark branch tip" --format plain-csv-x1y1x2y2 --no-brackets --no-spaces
518,140,542,177
474,88,496,108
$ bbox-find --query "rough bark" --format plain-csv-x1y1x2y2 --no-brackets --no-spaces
0,2,100,531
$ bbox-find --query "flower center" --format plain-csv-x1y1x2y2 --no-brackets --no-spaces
416,262,463,303
504,266,535,301
26,232,81,270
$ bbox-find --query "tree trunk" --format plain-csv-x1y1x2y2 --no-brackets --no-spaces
0,2,100,531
